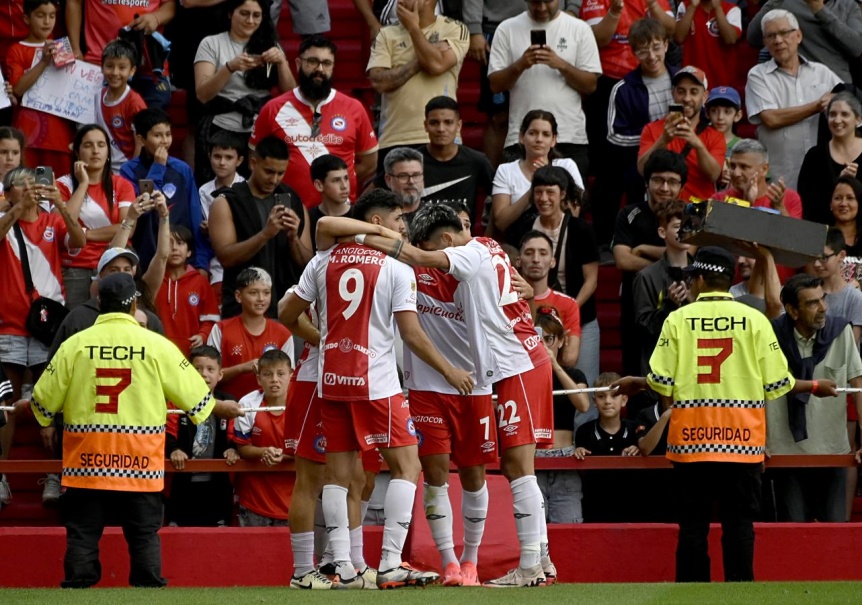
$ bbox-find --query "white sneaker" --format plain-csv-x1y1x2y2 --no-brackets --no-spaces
483,565,545,588
0,474,11,505
39,474,61,506
290,569,345,590
542,560,557,585
376,563,439,589
356,566,378,589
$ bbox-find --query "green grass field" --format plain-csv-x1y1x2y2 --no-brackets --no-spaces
3,583,862,605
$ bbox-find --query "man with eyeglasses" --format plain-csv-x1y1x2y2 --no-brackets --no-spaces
748,0,862,85
804,228,862,345
613,149,687,377
745,9,842,190
250,35,378,209
383,147,426,218
367,0,470,180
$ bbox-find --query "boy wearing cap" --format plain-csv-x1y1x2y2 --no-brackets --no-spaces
705,87,743,189
615,245,837,582
637,66,726,202
673,0,743,93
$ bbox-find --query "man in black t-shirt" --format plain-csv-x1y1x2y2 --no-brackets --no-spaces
612,150,688,380
420,96,494,229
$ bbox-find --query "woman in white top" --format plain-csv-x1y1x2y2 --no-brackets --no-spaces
193,0,295,182
491,109,584,246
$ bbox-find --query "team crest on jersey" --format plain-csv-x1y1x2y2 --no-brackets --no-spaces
188,293,200,306
415,427,424,447
313,434,327,454
330,116,347,131
163,183,177,198
112,116,124,128
232,345,243,356
338,338,353,354
42,227,55,242
707,18,720,37
407,417,417,437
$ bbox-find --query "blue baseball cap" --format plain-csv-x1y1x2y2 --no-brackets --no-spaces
706,86,741,109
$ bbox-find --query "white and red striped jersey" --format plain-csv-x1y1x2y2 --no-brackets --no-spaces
249,88,378,208
405,267,491,396
0,213,69,336
295,245,416,400
444,237,550,387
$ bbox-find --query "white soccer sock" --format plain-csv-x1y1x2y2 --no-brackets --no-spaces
540,505,551,566
360,499,370,525
313,497,327,561
322,484,355,580
424,483,457,566
291,531,315,577
350,526,367,570
460,482,488,565
379,479,416,571
510,475,542,569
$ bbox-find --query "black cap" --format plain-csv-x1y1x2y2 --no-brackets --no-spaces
98,272,139,311
683,246,736,279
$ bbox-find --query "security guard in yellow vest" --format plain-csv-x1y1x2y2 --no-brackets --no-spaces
31,273,229,588
625,247,837,583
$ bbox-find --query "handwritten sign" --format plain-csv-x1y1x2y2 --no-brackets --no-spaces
22,61,103,123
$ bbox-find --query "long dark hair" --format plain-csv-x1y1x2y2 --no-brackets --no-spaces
71,124,114,216
227,0,280,90
832,175,862,243
518,109,560,161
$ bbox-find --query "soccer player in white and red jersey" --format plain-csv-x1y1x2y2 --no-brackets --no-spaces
405,201,496,587
280,189,474,589
356,202,555,588
249,35,378,208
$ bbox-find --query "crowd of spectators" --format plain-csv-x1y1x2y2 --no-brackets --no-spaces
0,0,861,527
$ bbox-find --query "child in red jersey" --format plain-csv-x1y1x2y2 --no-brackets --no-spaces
233,348,293,526
155,225,220,357
97,39,146,175
207,266,292,399
6,0,74,176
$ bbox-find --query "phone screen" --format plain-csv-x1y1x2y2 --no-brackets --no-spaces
530,29,546,47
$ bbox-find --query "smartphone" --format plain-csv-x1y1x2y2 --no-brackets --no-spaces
138,179,155,196
530,29,546,47
668,267,685,283
668,103,684,120
274,192,292,207
35,166,54,186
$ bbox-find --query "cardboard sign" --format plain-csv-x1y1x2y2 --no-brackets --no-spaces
21,61,103,123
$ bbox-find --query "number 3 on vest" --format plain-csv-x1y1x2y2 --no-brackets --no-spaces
696,338,733,384
95,368,132,414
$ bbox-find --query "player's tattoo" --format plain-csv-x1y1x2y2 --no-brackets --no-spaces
369,60,421,93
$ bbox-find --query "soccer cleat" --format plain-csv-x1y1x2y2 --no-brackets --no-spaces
0,475,11,505
483,565,545,588
442,562,463,586
356,566,378,589
290,570,345,590
317,562,338,580
542,561,557,585
460,561,480,586
376,563,440,589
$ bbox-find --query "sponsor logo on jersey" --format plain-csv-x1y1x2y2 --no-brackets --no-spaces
524,335,541,350
232,345,243,356
416,303,463,322
43,226,55,242
330,116,347,131
503,424,518,436
414,415,444,425
417,273,436,285
534,428,552,440
480,440,495,453
323,372,366,386
365,432,389,445
188,293,200,306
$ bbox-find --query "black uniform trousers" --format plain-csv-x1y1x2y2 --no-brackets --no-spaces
674,461,762,583
60,487,166,588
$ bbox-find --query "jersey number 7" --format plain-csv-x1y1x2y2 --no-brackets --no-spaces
95,368,132,414
696,338,733,384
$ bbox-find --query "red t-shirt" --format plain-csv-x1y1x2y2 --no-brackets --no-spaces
581,0,674,80
534,289,582,337
57,174,136,269
250,89,378,208
639,119,726,202
0,2,27,59
156,267,220,357
6,41,76,153
208,316,292,399
0,212,69,335
82,0,162,64
715,187,803,219
97,86,147,171
675,3,743,91
233,390,292,520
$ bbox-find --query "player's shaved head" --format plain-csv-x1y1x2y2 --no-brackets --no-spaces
409,203,464,246
352,189,402,223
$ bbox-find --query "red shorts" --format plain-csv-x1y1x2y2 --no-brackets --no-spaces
494,363,553,451
321,393,418,453
362,448,383,474
409,390,497,467
284,379,326,464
